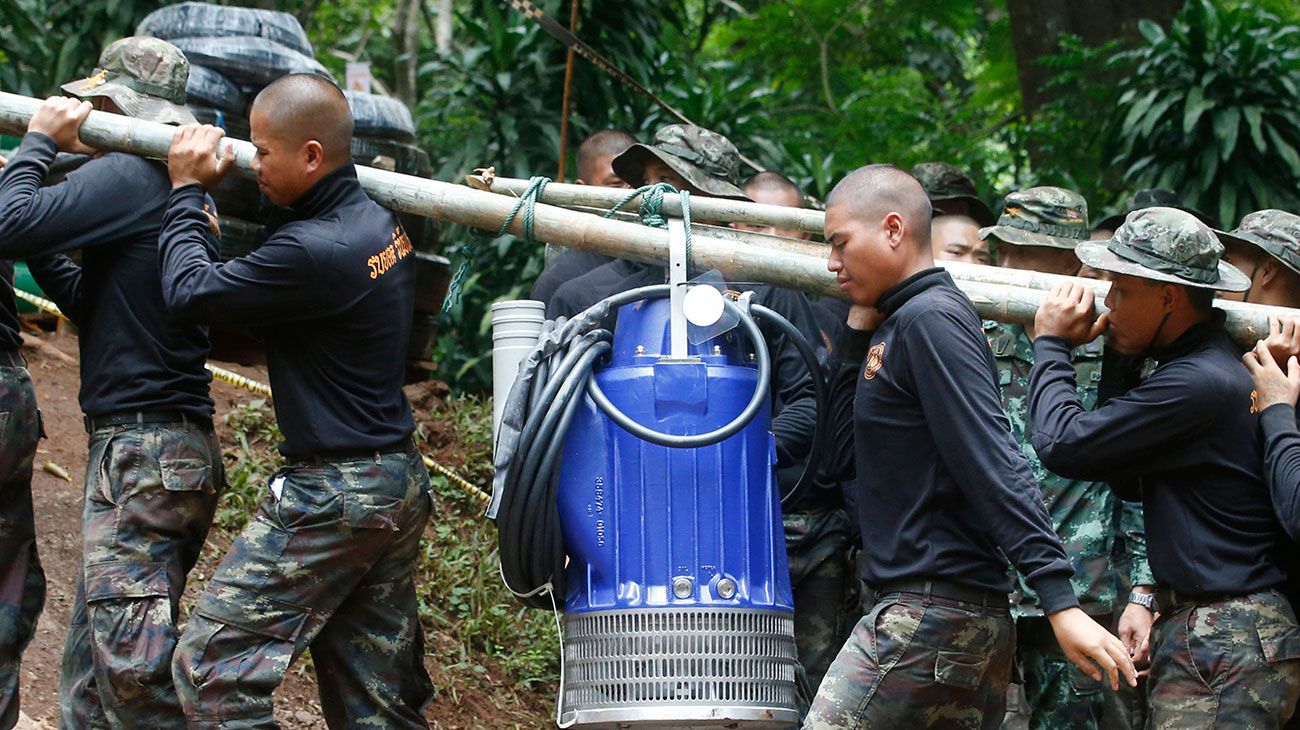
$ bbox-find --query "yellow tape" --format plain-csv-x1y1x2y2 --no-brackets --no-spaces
14,288,490,505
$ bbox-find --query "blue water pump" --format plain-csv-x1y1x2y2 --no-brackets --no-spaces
492,282,825,729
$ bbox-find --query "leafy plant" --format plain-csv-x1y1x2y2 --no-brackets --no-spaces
216,398,283,533
0,0,168,96
1110,0,1300,226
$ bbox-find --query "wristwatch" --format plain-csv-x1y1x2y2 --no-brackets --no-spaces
1128,591,1156,611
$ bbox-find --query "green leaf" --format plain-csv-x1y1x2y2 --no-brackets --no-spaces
1138,19,1165,45
1122,89,1160,136
1267,126,1300,176
1218,184,1237,230
1213,107,1241,161
1139,96,1178,138
1182,87,1216,136
1243,106,1266,152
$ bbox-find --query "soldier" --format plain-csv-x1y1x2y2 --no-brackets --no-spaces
807,164,1134,729
0,38,224,729
161,73,432,728
1029,207,1300,728
979,188,1155,730
912,161,995,265
1218,210,1300,307
530,129,637,304
0,159,44,730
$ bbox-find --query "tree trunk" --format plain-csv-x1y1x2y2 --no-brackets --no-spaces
394,0,421,108
1006,0,1183,113
436,0,454,54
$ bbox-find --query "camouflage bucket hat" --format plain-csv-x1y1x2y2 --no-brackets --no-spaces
1095,188,1220,233
611,124,750,200
911,161,995,227
1076,207,1250,291
61,37,197,126
1218,209,1300,275
978,186,1089,249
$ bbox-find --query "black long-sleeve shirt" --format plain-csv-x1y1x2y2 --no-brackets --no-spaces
547,257,821,499
829,268,1077,613
0,132,215,419
1028,314,1286,597
1254,405,1300,542
159,163,416,457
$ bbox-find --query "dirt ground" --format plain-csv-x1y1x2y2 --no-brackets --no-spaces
13,327,545,729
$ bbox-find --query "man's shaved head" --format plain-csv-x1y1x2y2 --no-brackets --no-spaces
577,129,636,185
744,171,803,199
736,171,807,238
252,74,353,165
824,165,936,306
827,164,932,249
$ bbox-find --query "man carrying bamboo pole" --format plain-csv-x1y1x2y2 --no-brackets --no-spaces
160,73,433,729
0,152,43,730
0,38,225,730
979,187,1155,730
1027,207,1300,728
912,162,994,267
806,164,1135,730
530,128,637,304
1219,210,1300,308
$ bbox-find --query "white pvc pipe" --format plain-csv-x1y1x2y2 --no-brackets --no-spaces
491,300,546,446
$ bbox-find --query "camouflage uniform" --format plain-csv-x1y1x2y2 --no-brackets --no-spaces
0,365,42,730
172,447,434,728
1070,208,1298,726
805,590,1015,730
785,509,857,693
1148,590,1300,729
983,188,1156,730
60,421,223,730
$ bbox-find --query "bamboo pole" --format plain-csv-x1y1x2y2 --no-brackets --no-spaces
468,172,825,233
0,91,1285,345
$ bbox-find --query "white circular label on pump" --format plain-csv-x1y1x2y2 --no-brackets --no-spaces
683,284,726,327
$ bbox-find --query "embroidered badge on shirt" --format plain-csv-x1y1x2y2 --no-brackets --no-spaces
864,342,885,380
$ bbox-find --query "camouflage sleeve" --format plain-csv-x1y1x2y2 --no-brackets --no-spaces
1119,500,1155,587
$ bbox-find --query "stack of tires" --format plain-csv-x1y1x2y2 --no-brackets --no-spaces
136,3,449,377
136,3,328,262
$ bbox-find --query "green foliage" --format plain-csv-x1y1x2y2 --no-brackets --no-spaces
215,398,283,533
1111,0,1300,226
0,0,168,96
414,395,559,690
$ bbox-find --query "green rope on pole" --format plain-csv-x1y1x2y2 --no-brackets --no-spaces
604,183,694,277
443,176,551,310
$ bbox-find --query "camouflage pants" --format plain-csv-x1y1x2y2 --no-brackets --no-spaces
0,366,42,730
1148,590,1300,729
999,615,1133,730
60,421,224,730
172,447,434,729
786,508,858,694
805,590,1015,729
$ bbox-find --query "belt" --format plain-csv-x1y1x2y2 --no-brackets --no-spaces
287,437,415,465
84,409,213,434
0,349,26,369
874,578,1010,610
1155,587,1248,613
